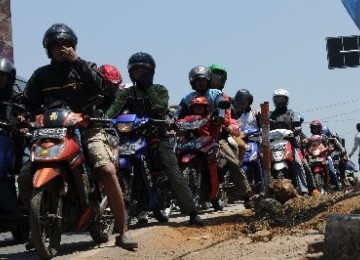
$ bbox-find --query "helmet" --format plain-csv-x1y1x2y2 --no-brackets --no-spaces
310,120,323,135
98,64,122,85
209,64,227,90
189,96,208,115
273,88,289,97
356,123,360,132
234,89,253,106
189,65,211,89
322,125,330,136
0,58,16,85
189,96,209,107
127,52,156,73
273,89,289,108
42,23,78,49
209,64,227,78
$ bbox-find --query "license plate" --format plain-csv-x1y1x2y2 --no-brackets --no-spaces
33,128,67,139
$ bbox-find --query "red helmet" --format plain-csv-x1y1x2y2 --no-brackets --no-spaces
310,120,322,128
310,120,323,135
98,64,122,84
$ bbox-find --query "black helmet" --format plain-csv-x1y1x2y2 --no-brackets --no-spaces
42,23,78,50
127,52,156,73
0,58,16,85
234,89,253,106
189,65,211,90
356,123,360,132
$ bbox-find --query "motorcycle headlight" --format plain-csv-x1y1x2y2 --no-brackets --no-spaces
116,122,133,133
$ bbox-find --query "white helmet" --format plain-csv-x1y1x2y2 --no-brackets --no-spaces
273,88,289,97
273,89,289,108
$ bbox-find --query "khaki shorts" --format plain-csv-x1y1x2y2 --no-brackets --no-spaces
81,127,117,169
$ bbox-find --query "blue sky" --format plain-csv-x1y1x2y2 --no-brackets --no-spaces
10,0,360,159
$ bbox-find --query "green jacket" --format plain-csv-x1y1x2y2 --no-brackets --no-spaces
105,84,169,119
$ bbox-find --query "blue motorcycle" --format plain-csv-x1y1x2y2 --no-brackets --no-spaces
0,120,29,242
242,126,265,194
111,114,174,225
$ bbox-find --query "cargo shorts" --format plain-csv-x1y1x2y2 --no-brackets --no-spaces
81,127,117,169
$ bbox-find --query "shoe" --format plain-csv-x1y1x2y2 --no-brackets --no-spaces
115,233,138,250
189,213,204,226
25,239,34,251
137,211,149,224
153,209,169,223
310,188,321,197
244,196,254,209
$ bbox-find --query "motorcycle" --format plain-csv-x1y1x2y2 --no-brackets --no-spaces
0,119,29,242
111,113,175,225
241,126,265,194
28,98,115,259
344,159,359,188
269,128,297,180
305,135,330,194
175,114,225,211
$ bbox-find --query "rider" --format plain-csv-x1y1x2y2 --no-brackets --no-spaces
97,64,123,113
308,120,342,191
17,23,138,249
348,123,360,171
322,125,349,187
269,89,310,195
105,52,204,226
174,65,253,208
208,64,248,166
232,89,265,194
0,58,26,172
232,89,261,129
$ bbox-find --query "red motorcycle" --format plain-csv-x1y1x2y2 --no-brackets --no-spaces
305,135,330,194
28,100,115,259
175,115,224,211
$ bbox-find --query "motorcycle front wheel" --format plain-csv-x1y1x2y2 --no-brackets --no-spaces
89,192,114,243
30,184,62,259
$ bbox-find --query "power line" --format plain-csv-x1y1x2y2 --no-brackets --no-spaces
299,98,360,113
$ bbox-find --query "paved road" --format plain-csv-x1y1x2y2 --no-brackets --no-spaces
0,202,246,259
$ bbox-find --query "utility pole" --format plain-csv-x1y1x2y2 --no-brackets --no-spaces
260,102,271,193
0,0,13,63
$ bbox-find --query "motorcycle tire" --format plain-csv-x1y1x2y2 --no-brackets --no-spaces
89,196,114,243
314,173,326,195
30,185,62,259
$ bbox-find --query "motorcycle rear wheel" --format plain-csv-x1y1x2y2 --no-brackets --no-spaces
30,185,62,259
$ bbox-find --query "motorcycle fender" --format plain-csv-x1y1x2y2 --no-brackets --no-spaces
33,167,61,188
273,162,288,171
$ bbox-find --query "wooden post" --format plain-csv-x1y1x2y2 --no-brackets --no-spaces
260,102,271,192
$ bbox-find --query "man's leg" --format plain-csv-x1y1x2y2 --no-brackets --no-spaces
83,128,138,249
157,139,203,225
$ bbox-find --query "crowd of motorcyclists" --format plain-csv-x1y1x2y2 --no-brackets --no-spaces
0,23,358,257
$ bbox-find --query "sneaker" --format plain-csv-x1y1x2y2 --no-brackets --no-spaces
153,209,169,223
310,188,321,197
137,211,149,224
189,213,204,226
115,233,138,250
25,239,34,251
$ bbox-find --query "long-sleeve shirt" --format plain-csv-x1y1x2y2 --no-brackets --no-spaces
349,132,360,157
105,84,169,119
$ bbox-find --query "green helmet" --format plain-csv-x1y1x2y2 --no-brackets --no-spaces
209,64,227,90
